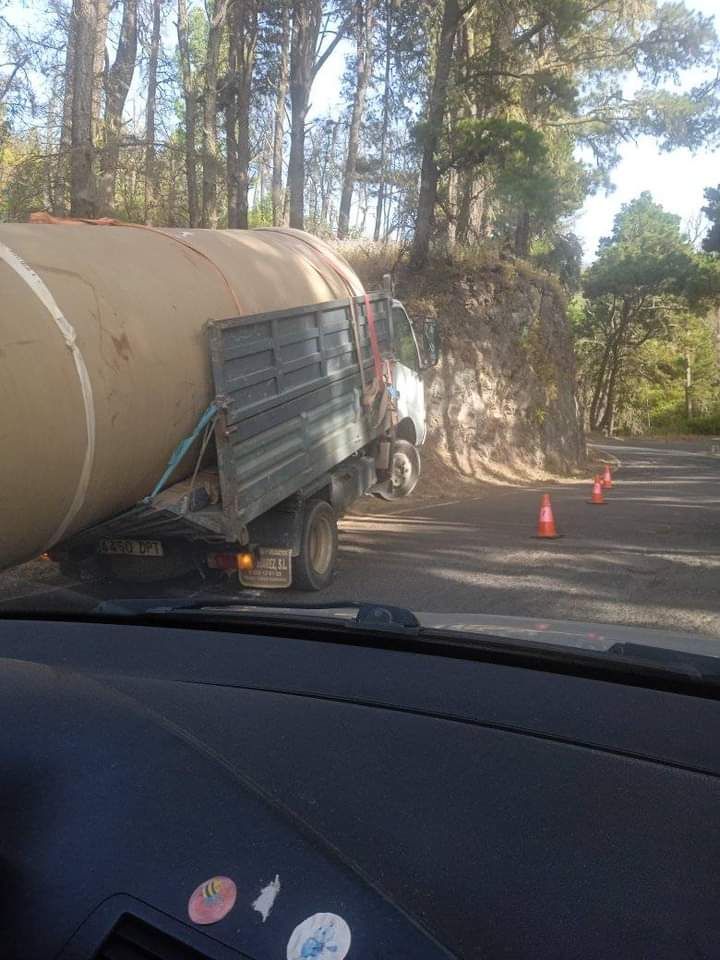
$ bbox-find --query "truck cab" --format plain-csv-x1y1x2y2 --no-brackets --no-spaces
391,299,436,447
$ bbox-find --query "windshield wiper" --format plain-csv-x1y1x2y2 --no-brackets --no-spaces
94,597,421,633
7,596,720,694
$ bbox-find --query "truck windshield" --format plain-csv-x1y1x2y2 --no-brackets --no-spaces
392,307,420,371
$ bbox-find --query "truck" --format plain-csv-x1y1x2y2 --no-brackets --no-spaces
48,284,438,590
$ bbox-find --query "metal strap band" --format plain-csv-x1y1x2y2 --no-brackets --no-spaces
0,240,96,546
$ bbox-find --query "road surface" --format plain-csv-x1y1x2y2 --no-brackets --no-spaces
2,438,720,638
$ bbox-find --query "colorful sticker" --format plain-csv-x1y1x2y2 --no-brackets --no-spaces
187,876,237,925
286,912,351,960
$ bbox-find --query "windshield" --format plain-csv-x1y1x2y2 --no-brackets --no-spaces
392,305,421,371
2,0,720,663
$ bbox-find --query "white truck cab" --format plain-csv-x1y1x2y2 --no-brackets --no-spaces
391,300,431,446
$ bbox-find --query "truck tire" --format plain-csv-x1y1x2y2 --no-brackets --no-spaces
292,500,338,591
374,439,421,500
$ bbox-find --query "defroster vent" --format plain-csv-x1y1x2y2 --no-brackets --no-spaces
94,913,211,960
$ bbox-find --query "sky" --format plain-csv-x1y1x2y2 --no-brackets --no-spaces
568,0,720,257
577,138,718,258
557,0,720,259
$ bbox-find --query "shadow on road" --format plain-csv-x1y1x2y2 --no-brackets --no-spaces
2,438,720,639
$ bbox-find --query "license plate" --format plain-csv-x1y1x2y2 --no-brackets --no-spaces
98,539,164,557
239,549,292,588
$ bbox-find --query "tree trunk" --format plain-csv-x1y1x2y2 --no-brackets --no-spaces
236,0,257,228
226,3,240,227
226,0,257,229
685,351,693,420
337,0,374,239
319,122,337,225
588,340,613,431
57,4,78,214
202,0,229,228
69,0,97,217
383,184,393,238
359,180,369,232
409,0,459,269
177,0,200,226
599,351,621,435
97,0,138,215
287,0,350,229
92,0,109,136
445,165,457,246
167,147,178,224
144,0,161,223
288,0,321,229
373,0,391,242
456,171,485,244
514,207,530,257
272,1,290,225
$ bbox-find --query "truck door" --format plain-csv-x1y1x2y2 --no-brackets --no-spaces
391,303,427,445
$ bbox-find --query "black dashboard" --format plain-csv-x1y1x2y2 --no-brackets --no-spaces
1,615,720,959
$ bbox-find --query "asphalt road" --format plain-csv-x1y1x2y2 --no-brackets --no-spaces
2,437,720,637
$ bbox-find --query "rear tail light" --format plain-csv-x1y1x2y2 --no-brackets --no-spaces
207,551,255,572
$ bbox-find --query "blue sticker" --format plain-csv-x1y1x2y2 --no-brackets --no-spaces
286,913,351,960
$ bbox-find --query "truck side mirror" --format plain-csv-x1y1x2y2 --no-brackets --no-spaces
413,317,440,369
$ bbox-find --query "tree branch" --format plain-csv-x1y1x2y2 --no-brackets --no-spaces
313,12,353,78
0,56,29,102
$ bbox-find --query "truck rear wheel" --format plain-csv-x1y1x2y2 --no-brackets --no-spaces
374,439,421,500
292,500,338,591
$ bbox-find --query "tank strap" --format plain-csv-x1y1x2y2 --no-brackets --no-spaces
0,239,96,546
257,229,385,397
28,213,245,315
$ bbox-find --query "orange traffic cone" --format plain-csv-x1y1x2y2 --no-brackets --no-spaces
587,475,606,505
602,463,613,488
536,494,560,538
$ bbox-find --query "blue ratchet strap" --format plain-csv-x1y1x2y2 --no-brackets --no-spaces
147,401,218,500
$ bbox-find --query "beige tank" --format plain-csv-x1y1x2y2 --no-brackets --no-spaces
0,223,365,570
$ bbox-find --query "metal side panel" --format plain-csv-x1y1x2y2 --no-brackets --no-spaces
209,294,391,531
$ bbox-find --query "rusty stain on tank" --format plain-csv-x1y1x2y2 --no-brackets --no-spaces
111,332,132,361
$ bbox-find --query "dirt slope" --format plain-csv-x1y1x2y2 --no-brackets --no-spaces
343,244,586,485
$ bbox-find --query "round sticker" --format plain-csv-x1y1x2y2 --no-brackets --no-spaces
187,876,237,925
286,912,351,960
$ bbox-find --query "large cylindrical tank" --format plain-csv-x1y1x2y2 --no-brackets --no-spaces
0,224,365,570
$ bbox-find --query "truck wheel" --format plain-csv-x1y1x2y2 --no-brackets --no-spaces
292,500,338,591
374,439,421,500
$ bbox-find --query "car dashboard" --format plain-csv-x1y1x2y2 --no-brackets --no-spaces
1,615,719,959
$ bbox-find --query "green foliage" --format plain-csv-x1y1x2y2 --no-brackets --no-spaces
585,192,699,302
0,133,46,221
531,233,583,291
615,314,719,434
686,412,720,434
702,185,720,254
438,0,720,268
449,118,547,172
249,196,273,227
575,193,720,434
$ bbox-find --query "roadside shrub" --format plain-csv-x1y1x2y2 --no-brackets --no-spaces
687,413,720,435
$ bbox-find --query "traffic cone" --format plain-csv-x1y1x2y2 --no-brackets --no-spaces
602,463,613,488
587,475,606,505
536,494,560,538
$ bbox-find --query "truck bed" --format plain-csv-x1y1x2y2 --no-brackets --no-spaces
208,293,392,538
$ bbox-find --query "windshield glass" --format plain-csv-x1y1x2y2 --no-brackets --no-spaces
392,306,420,370
1,0,720,661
